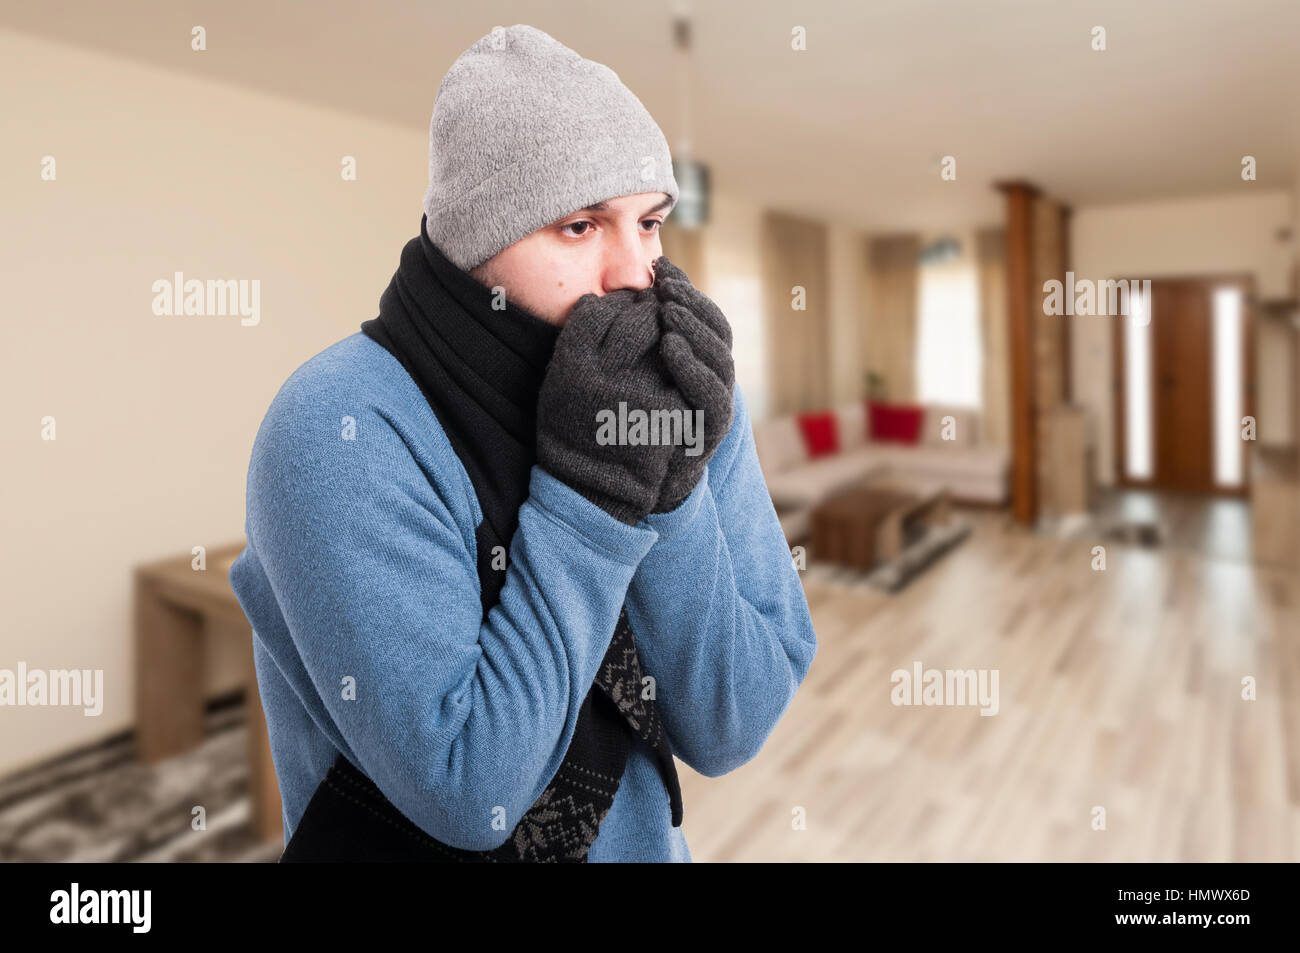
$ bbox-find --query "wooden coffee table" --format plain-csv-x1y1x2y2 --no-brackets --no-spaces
811,482,951,570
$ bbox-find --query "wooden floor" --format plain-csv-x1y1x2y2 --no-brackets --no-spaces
676,506,1300,862
1092,486,1254,563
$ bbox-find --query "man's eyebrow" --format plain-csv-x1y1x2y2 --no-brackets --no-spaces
575,196,675,216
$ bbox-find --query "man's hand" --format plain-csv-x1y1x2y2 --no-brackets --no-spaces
536,284,690,525
649,255,737,513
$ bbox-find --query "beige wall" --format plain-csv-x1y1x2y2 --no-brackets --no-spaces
0,28,456,776
1069,190,1296,484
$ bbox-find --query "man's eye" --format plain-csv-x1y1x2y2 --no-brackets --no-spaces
560,219,661,238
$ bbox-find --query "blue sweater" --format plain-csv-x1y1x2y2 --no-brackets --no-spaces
228,330,817,862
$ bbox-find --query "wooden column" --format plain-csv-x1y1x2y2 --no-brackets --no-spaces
997,181,1040,525
1061,205,1073,404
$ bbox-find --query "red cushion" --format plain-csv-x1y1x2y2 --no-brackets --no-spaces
868,401,924,444
795,411,840,458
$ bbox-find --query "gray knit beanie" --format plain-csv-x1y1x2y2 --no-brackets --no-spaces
423,24,680,273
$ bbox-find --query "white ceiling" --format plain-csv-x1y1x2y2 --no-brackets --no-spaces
5,0,1298,231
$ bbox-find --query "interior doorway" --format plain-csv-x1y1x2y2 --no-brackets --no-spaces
1113,275,1254,495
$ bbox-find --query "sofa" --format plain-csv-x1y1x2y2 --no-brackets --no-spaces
751,401,1009,542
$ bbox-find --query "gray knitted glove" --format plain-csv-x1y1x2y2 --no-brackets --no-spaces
536,284,691,526
649,256,736,513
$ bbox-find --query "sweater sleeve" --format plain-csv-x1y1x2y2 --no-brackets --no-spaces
240,378,658,851
625,381,817,777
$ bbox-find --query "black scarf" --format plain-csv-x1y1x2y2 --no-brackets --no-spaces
278,216,682,863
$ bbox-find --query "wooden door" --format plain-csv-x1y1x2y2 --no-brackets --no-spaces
1114,275,1254,495
1152,279,1213,491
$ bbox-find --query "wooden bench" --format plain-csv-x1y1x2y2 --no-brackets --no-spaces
134,541,281,842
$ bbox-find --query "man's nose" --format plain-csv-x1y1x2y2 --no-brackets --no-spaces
601,228,655,293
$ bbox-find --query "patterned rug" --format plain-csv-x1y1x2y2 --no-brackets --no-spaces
0,693,281,863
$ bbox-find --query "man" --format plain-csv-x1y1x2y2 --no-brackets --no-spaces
229,23,816,863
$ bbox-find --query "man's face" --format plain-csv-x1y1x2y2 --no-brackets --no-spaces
469,192,673,327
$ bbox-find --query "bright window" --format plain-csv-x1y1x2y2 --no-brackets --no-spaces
1213,286,1243,487
916,258,981,407
1124,288,1152,480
